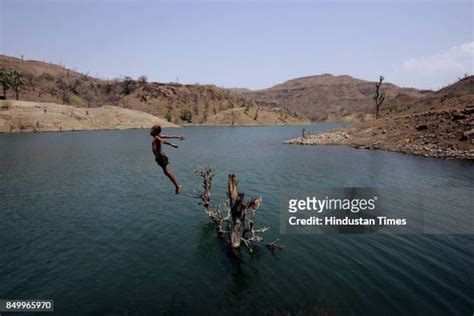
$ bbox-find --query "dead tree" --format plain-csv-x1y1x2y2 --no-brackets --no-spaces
373,75,385,119
254,104,260,121
194,168,284,253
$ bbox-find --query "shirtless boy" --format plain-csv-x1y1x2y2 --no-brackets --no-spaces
150,125,185,194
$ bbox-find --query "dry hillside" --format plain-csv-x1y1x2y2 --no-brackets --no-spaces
285,76,474,160
247,74,430,122
0,55,303,126
381,75,474,114
200,106,309,126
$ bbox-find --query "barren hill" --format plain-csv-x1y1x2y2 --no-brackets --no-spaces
0,55,304,126
247,74,429,122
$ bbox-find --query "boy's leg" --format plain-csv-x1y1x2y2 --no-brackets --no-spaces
162,166,182,194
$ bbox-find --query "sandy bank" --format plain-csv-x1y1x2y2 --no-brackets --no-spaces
0,100,180,133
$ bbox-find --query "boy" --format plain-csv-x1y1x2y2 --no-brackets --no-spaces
150,125,185,194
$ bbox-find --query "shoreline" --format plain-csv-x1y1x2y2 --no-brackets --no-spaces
0,125,182,135
182,122,315,127
286,137,474,161
285,105,474,161
0,122,325,134
0,122,333,135
284,130,474,161
1,100,315,133
0,100,181,133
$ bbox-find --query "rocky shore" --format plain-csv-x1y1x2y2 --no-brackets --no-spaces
285,107,474,160
285,131,351,145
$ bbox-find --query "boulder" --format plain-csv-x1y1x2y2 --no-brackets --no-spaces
452,112,467,121
416,124,428,131
464,105,474,114
463,129,474,139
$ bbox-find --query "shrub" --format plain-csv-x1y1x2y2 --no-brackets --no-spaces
165,106,173,122
179,108,192,122
69,95,87,107
121,76,135,95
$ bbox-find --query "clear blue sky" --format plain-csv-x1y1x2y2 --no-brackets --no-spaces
1,0,472,90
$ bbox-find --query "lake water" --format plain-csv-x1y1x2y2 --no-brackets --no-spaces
1,125,473,315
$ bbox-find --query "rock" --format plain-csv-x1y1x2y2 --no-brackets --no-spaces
463,129,474,140
464,105,474,114
416,124,428,131
452,112,467,121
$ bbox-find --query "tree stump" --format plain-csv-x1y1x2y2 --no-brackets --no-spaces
194,168,283,252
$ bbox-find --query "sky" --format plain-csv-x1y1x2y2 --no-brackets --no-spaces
0,0,472,90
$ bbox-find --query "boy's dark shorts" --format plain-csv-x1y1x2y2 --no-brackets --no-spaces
155,155,169,168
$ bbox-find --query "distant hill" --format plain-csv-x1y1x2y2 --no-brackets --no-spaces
0,55,304,126
228,87,253,93
246,74,430,122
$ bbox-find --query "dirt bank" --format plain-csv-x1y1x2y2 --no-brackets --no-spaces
285,107,474,160
0,100,179,133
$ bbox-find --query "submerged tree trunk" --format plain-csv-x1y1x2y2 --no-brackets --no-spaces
194,168,283,252
228,174,246,248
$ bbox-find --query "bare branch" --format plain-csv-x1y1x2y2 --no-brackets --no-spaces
195,168,283,252
267,239,285,252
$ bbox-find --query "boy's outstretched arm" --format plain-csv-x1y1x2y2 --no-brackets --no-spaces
156,136,179,148
160,134,185,140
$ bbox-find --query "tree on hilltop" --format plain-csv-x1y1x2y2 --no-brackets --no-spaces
137,75,148,88
373,75,385,118
121,76,135,95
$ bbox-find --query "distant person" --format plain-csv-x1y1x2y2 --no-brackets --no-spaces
150,125,185,194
